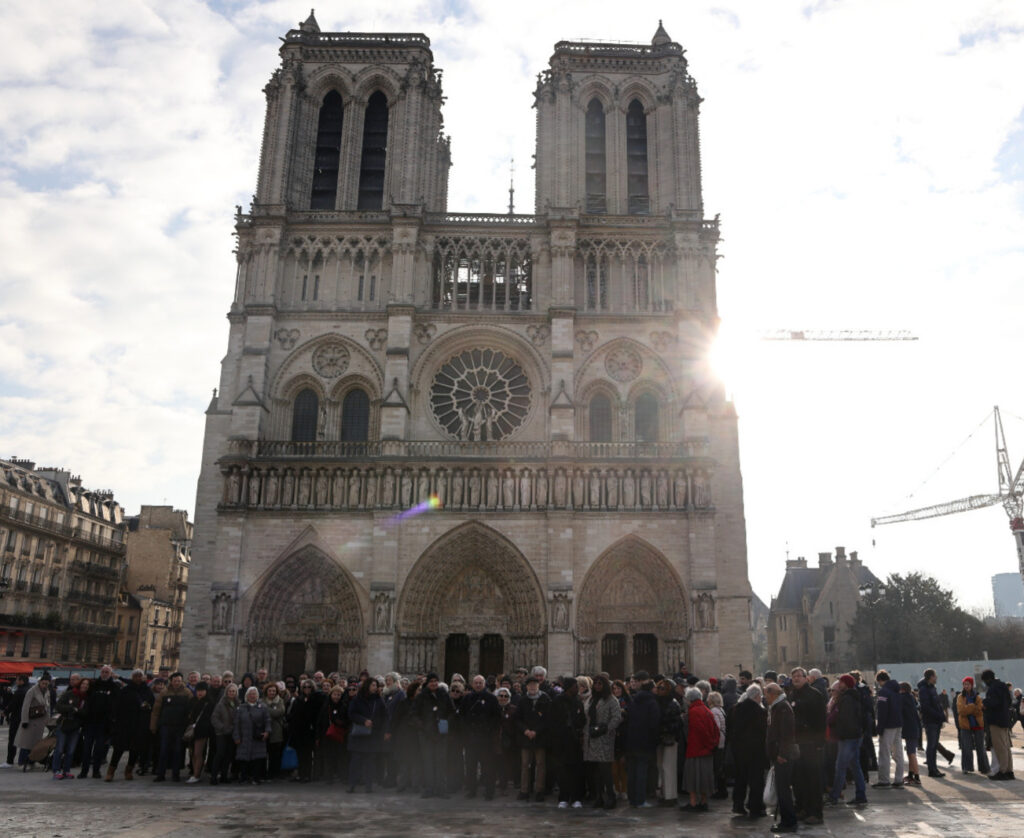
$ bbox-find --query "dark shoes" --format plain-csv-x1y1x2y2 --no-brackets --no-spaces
927,770,945,778
153,775,165,782
534,792,545,802
770,825,798,834
871,781,890,788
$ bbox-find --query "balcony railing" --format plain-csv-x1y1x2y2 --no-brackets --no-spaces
240,439,709,461
0,504,71,538
29,582,42,594
72,527,126,554
71,559,121,580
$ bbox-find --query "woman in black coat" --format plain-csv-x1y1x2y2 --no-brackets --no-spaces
107,670,154,781
316,685,348,784
287,679,323,783
729,684,768,818
390,681,421,792
347,678,387,792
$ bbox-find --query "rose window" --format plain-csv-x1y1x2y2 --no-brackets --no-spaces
430,348,531,441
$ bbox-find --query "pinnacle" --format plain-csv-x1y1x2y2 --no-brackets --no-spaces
652,19,671,47
300,9,320,34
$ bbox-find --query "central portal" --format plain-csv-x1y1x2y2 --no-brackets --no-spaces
397,522,546,676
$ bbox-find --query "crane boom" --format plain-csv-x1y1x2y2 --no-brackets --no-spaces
871,493,1003,527
760,329,918,342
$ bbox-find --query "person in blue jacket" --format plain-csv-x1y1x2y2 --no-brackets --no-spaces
917,669,948,778
872,671,905,788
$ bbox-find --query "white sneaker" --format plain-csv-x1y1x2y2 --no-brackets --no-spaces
571,800,583,808
557,801,569,809
0,763,13,769
186,776,200,784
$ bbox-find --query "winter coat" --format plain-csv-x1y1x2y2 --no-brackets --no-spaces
623,688,660,754
318,695,348,741
515,690,552,749
287,691,324,748
499,700,519,753
211,697,238,737
414,685,455,742
263,694,287,744
875,679,904,731
710,705,727,749
917,679,945,725
957,690,985,731
729,698,767,769
6,684,29,727
390,693,419,746
721,678,740,712
347,693,386,753
187,695,215,740
460,688,501,742
150,683,192,732
836,688,864,741
790,683,827,745
84,676,120,727
656,694,683,745
982,677,1013,728
901,693,923,742
583,693,621,763
111,681,155,751
234,699,271,761
685,700,718,758
13,683,52,751
766,696,798,764
548,691,586,761
55,688,86,734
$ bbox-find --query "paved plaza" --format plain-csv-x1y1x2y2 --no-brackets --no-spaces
1,735,1023,838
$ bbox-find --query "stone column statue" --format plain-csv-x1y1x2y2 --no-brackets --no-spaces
435,469,447,507
281,470,295,507
535,469,548,508
401,469,413,508
297,469,312,506
589,469,601,508
605,469,618,509
348,469,362,508
365,470,378,508
502,469,516,509
519,469,532,509
572,469,585,509
226,469,241,505
622,469,635,509
468,470,481,508
248,470,261,507
265,470,280,507
316,470,329,507
673,470,687,509
486,469,499,509
553,469,567,508
452,469,464,509
382,469,395,507
639,470,652,508
656,471,669,509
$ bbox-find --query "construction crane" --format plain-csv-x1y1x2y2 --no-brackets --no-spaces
760,329,918,342
871,406,1024,579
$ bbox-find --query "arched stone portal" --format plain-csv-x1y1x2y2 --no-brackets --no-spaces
246,546,365,676
576,536,689,678
397,522,547,678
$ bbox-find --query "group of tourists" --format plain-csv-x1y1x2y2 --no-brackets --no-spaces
1,662,1021,834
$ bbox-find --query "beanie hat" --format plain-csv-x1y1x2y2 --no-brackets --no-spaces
425,672,439,683
962,676,974,685
839,674,857,690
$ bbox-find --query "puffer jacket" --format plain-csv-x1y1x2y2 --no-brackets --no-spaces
957,690,984,731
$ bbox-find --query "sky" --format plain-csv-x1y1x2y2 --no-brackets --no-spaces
1,0,1023,614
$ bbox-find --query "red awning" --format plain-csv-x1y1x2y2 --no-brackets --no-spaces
0,661,59,676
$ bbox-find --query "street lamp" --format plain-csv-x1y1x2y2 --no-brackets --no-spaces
858,582,886,674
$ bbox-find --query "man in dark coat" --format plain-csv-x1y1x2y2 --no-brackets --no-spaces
789,667,826,824
150,671,191,782
287,679,324,783
108,669,155,780
873,671,905,788
623,671,660,808
826,674,867,806
81,664,121,778
549,676,586,807
414,672,454,798
981,668,1015,780
460,674,500,799
918,668,948,778
515,675,551,801
765,683,799,833
2,674,29,767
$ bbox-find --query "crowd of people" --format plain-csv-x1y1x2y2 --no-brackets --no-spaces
1,662,1021,833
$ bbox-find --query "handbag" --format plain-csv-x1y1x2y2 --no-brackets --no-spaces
763,765,778,806
437,718,449,735
588,723,607,739
183,723,197,745
326,722,347,743
28,704,47,721
280,745,298,771
349,723,372,737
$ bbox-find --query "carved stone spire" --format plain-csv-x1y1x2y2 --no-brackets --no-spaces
300,9,320,34
651,19,671,47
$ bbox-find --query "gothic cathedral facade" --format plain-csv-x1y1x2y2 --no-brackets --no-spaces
181,14,753,681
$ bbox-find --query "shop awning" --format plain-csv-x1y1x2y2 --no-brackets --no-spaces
0,661,59,676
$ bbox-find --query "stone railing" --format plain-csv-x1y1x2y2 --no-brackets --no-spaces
219,455,714,514
424,213,539,226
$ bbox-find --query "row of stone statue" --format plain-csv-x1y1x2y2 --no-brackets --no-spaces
223,463,712,511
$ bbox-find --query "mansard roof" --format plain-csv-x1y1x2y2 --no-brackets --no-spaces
773,559,881,612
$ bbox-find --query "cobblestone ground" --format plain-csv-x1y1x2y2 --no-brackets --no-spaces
1,734,1023,837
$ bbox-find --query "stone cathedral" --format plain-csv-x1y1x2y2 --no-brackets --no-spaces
181,12,753,681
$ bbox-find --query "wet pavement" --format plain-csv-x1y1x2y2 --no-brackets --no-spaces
1,734,1023,837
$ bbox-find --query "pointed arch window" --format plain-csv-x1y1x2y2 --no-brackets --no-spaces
635,393,659,442
589,393,613,442
585,99,607,214
341,388,370,442
291,388,319,442
310,91,344,210
626,99,650,215
357,91,388,210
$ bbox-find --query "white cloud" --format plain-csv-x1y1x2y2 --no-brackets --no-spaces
1,0,1023,613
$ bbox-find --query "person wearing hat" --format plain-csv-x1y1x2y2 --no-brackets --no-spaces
414,672,454,798
980,668,1015,780
515,675,551,801
825,674,867,808
150,671,192,782
14,672,53,770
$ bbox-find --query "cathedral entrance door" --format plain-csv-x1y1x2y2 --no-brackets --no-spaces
316,643,339,673
601,634,626,679
282,643,305,679
480,634,504,677
445,634,470,682
633,633,658,675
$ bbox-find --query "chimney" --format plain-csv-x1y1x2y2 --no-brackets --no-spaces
786,556,808,569
849,550,860,566
817,551,833,569
835,545,846,561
